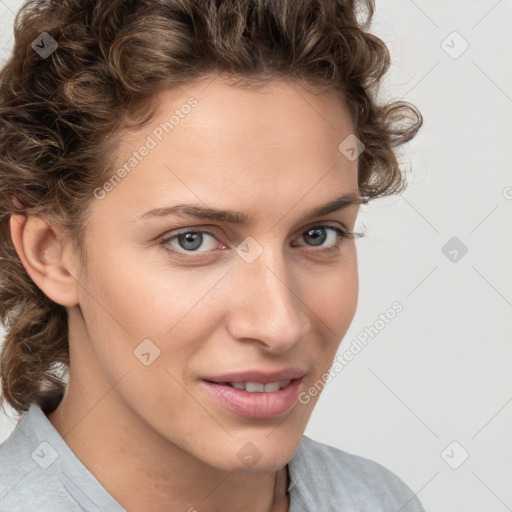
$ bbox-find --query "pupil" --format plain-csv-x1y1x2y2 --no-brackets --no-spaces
306,228,326,246
178,232,202,251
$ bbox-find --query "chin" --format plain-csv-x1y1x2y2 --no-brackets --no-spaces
201,432,302,473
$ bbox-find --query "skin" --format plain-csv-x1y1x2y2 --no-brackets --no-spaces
10,75,361,512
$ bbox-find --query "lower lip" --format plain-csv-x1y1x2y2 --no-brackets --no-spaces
200,379,303,419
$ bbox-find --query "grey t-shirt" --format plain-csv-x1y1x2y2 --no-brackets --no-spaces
0,403,425,511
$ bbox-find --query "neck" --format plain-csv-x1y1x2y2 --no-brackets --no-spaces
46,373,290,512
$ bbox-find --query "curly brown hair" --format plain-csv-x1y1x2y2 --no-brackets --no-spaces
0,0,422,416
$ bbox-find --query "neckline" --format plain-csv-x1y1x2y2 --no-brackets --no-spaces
20,403,308,510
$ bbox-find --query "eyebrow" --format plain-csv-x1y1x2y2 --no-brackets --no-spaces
135,192,363,225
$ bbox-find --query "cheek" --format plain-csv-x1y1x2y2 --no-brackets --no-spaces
77,242,228,376
302,249,359,372
81,241,214,334
305,249,359,329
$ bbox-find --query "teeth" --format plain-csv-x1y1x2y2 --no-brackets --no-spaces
229,380,291,392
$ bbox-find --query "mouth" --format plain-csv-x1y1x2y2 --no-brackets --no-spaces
208,379,293,393
200,377,304,419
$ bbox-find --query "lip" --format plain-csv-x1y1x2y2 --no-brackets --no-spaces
200,377,304,419
202,367,307,385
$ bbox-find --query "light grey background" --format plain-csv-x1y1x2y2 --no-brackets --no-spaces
1,1,511,511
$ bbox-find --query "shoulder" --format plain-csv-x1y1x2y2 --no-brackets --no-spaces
288,435,425,511
0,405,122,512
0,410,41,511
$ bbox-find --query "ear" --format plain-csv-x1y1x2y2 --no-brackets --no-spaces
9,213,80,307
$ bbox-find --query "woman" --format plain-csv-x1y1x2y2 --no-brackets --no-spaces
0,0,423,510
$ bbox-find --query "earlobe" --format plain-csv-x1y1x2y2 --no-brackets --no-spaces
9,213,80,307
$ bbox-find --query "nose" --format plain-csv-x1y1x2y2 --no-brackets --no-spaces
225,244,313,353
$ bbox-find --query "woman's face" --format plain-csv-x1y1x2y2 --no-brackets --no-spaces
74,76,361,472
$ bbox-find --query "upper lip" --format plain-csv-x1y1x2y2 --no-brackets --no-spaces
202,367,307,384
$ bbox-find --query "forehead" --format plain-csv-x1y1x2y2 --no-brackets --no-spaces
152,76,355,146
92,76,359,225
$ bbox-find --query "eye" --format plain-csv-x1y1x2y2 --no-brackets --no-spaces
293,225,353,250
159,224,359,258
161,229,221,254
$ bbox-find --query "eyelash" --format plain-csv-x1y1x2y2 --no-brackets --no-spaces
158,224,360,259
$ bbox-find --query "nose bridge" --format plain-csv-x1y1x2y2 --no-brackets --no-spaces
227,239,312,349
